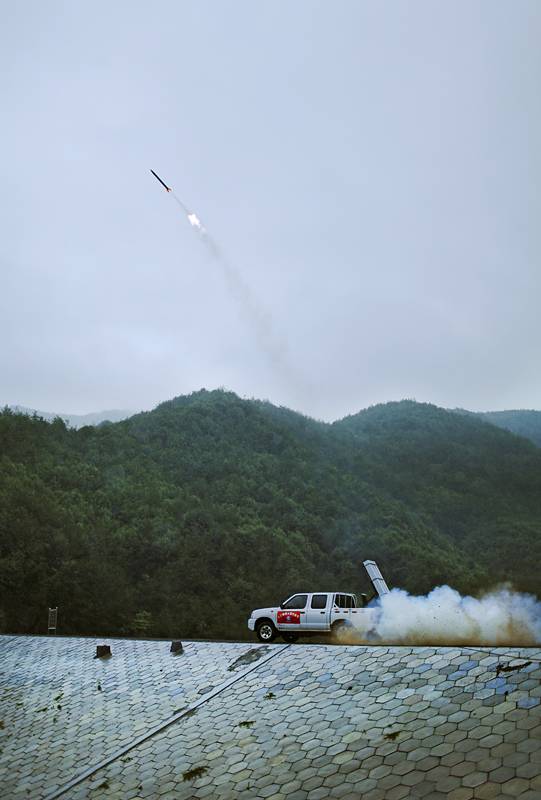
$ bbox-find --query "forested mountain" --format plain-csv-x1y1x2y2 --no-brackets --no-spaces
476,410,541,448
1,391,540,639
451,408,541,448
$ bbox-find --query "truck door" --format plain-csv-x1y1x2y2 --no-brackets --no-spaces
276,594,308,630
349,594,362,622
332,593,356,619
305,593,331,630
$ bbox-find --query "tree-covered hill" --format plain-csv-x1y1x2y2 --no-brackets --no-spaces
450,408,541,448
477,410,541,448
334,401,541,587
1,391,540,639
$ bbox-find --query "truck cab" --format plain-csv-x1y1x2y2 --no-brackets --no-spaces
247,560,389,643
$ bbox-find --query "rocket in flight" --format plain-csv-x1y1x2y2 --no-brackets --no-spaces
150,169,203,230
150,169,171,193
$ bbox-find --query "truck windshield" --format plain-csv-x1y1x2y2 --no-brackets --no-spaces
282,594,308,609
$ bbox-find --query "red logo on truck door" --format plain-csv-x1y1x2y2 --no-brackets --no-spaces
277,611,301,624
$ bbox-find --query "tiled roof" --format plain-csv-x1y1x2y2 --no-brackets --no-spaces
1,635,540,799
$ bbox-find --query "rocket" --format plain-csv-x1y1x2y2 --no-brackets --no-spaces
150,168,201,227
150,169,172,193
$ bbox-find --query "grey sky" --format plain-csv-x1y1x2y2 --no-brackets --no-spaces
2,1,540,421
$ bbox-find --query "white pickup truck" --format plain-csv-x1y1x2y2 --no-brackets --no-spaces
247,560,389,643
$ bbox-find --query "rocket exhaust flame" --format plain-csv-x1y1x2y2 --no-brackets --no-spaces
187,212,203,230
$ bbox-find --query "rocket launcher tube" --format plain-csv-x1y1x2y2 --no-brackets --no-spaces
363,559,390,597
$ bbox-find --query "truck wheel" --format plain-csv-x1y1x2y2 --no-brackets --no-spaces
282,633,299,643
331,620,352,643
256,620,277,643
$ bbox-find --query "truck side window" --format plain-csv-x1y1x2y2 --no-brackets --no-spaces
282,594,308,610
311,594,327,609
335,594,356,609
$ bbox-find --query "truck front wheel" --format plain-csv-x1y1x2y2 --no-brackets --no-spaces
256,620,277,643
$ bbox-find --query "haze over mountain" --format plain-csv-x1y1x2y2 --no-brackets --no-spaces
449,408,541,449
1,390,540,639
471,410,541,449
6,405,135,429
6,401,541,448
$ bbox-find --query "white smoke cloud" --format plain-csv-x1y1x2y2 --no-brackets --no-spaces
355,585,541,646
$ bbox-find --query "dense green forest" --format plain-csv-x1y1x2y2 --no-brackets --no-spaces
474,410,541,448
451,407,541,448
1,391,540,639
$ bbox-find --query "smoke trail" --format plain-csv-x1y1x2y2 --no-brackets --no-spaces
352,585,541,646
170,191,306,396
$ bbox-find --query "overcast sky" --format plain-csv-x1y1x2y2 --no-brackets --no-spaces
2,1,540,421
